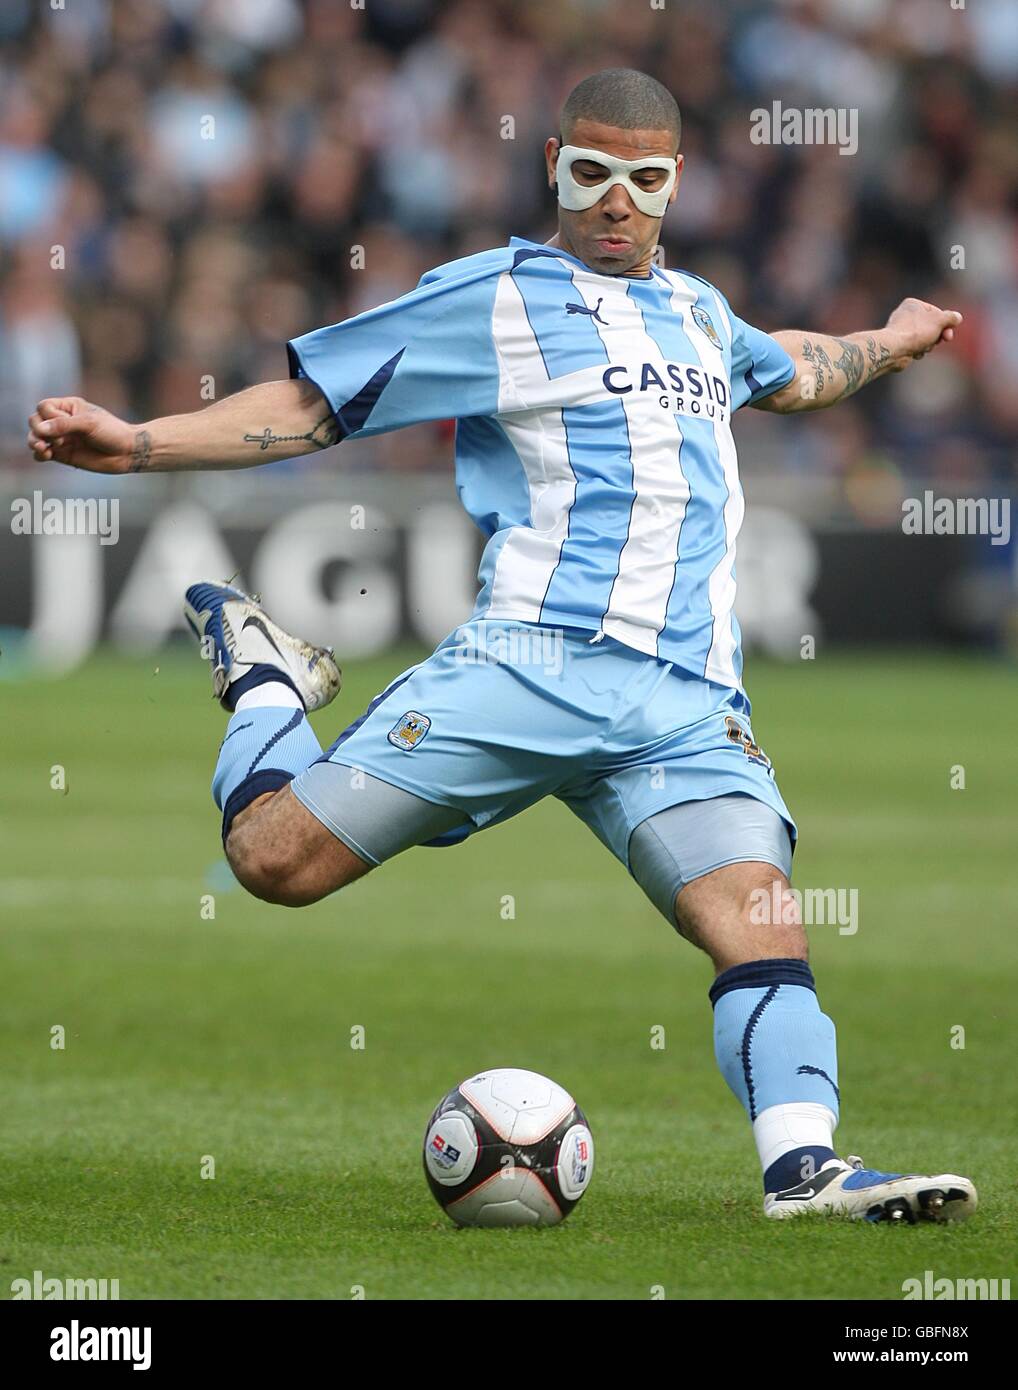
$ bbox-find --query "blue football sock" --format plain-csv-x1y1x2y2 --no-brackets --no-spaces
710,959,840,1190
213,705,323,839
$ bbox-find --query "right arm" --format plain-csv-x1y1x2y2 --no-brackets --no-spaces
27,377,337,474
31,257,508,473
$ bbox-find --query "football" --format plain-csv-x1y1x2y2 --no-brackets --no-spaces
423,1068,595,1227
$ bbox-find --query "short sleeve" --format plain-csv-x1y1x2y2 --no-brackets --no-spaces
717,294,796,411
287,261,506,440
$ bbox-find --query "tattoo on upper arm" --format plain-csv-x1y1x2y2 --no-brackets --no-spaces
129,429,152,472
243,413,339,452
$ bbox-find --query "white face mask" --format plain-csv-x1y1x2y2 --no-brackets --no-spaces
555,143,677,218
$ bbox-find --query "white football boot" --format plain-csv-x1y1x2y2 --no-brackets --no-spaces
183,581,341,712
764,1154,977,1223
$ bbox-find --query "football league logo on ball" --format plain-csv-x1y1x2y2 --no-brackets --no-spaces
429,1133,462,1169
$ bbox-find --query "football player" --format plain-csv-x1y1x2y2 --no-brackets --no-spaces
29,68,975,1224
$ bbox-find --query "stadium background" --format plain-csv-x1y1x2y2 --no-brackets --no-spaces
1,0,1016,666
2,0,1016,1302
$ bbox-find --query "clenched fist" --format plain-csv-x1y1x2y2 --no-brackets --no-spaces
27,397,148,474
884,297,962,365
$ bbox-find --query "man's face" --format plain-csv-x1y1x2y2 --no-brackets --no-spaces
546,117,682,277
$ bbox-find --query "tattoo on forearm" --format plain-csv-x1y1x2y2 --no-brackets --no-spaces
832,337,865,394
784,329,899,412
243,413,339,452
129,429,152,472
802,335,869,403
865,335,891,379
802,338,835,395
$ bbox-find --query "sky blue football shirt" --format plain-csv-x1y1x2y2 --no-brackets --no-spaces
287,237,795,690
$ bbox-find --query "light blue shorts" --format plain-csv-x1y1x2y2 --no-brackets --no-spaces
290,620,796,888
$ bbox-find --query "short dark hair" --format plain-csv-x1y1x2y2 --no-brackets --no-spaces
561,69,681,150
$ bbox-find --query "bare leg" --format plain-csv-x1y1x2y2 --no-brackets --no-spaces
226,786,371,907
674,860,806,973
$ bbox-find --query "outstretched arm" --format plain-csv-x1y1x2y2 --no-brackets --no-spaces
27,377,338,474
755,297,962,413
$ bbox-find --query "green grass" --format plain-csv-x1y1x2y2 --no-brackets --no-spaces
1,647,1015,1299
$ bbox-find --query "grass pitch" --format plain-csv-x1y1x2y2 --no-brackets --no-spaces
1,646,1015,1300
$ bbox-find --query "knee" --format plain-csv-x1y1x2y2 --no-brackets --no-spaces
675,864,809,967
747,878,808,959
762,923,809,961
225,825,324,908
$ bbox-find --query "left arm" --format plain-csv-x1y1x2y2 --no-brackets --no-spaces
755,297,962,413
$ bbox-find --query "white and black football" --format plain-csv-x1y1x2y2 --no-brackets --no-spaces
423,1067,594,1227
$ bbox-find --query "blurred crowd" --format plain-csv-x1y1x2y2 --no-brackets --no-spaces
1,0,1015,499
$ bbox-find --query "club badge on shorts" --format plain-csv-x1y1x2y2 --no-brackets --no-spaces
388,710,431,751
692,305,722,350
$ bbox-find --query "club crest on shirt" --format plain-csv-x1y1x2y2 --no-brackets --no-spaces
388,710,431,751
692,305,722,350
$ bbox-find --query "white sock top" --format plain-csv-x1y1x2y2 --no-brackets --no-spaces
234,682,302,712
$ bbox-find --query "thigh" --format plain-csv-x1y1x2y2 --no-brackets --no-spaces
561,668,797,881
310,620,617,841
608,792,802,968
228,777,464,905
627,794,794,931
564,771,794,942
291,763,467,864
